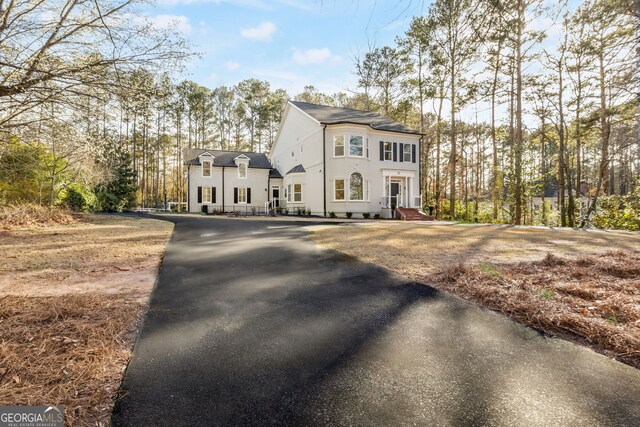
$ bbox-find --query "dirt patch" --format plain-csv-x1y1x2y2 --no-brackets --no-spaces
312,223,640,368
0,215,173,300
0,215,173,426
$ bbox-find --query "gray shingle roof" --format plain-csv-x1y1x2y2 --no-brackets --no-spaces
185,149,273,169
290,101,423,135
269,168,283,178
286,164,306,174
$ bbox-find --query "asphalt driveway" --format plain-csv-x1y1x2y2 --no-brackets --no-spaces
111,215,640,426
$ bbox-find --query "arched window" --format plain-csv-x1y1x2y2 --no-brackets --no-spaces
350,172,363,201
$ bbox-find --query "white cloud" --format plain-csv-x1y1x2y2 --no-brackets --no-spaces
240,21,277,41
224,61,240,70
146,15,192,34
291,47,339,65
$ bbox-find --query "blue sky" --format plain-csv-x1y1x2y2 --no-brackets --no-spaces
148,0,431,95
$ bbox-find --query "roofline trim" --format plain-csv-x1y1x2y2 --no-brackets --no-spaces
322,121,424,136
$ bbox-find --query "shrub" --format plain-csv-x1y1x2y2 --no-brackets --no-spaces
346,212,352,218
306,209,311,216
62,184,96,212
362,212,370,219
284,208,289,215
374,213,381,219
329,211,336,218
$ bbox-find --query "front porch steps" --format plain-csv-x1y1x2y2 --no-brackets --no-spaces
395,208,434,221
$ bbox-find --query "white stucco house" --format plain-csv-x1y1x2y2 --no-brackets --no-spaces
185,101,425,218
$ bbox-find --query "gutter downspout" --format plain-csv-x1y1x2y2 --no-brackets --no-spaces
222,166,225,212
187,165,190,212
322,124,327,217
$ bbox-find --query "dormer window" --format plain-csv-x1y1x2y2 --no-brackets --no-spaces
238,162,247,179
233,154,250,179
202,160,211,177
199,152,214,177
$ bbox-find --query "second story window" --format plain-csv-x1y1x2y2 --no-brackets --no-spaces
238,162,247,179
403,144,412,162
349,135,363,157
202,160,211,177
384,142,392,161
334,135,345,156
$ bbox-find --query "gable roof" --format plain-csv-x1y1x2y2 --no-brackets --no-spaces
286,164,306,174
290,101,423,135
185,149,272,169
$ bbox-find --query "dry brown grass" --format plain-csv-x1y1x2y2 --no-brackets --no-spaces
0,215,173,426
312,223,640,368
0,204,79,229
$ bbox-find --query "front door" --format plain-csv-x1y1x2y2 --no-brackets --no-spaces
271,186,280,208
390,182,401,210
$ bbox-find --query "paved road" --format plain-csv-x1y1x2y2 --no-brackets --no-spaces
111,215,640,426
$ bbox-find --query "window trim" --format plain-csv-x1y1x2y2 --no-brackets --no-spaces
349,135,364,158
334,178,345,201
334,135,345,157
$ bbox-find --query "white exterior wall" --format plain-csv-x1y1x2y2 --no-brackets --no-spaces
324,125,421,217
269,103,422,217
270,105,324,214
188,162,270,213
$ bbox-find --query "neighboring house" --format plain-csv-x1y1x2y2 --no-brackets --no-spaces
270,101,424,217
185,101,424,218
185,149,282,214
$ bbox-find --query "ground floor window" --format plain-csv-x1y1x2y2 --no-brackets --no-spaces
203,187,212,203
294,184,302,202
334,179,345,201
238,187,247,203
350,172,363,201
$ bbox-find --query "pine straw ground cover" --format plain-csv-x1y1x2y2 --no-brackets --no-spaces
0,215,173,426
312,223,640,369
0,296,144,426
0,204,78,229
434,252,640,369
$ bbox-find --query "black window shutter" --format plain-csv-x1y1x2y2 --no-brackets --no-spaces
393,142,397,162
399,143,404,162
412,144,417,163
379,141,384,161
234,187,238,204
197,186,202,203
247,188,251,204
212,187,216,203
